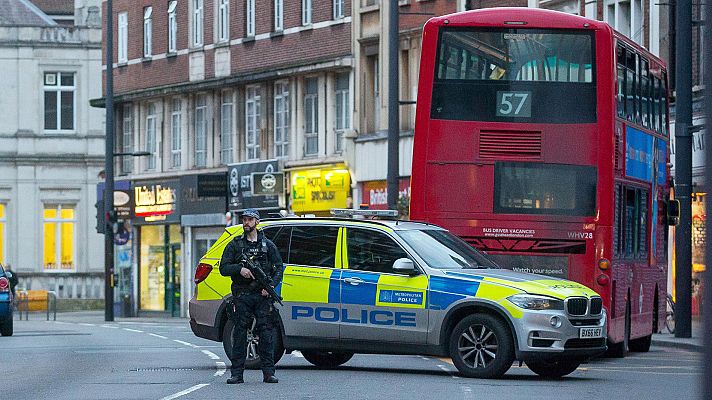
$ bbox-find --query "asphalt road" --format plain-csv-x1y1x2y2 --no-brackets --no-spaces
3,315,702,400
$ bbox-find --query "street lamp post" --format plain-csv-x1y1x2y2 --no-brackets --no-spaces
104,0,115,322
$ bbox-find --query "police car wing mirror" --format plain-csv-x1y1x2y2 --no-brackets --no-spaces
392,258,417,275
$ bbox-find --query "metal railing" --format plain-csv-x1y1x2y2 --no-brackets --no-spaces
14,290,57,321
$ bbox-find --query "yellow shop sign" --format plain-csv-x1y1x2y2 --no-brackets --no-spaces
291,166,350,213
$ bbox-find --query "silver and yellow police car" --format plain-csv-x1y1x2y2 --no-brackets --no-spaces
189,210,606,379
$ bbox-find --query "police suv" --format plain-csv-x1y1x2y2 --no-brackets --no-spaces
189,210,606,378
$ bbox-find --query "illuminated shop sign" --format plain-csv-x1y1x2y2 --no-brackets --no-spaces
291,165,351,213
133,180,180,224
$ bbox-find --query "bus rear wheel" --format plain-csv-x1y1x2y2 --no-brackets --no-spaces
608,300,631,358
628,334,652,352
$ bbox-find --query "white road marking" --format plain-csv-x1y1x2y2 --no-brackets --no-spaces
78,323,95,327
201,350,220,360
101,325,119,329
436,363,459,379
158,384,210,400
53,321,71,325
292,351,304,358
582,367,702,376
148,333,168,339
173,339,198,348
123,328,144,333
214,361,227,377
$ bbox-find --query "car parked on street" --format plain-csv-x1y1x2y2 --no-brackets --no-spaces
189,211,606,378
0,264,14,336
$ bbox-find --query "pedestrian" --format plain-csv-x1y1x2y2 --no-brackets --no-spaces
4,264,18,297
219,208,284,384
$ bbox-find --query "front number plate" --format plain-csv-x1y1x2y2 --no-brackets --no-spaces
579,327,603,339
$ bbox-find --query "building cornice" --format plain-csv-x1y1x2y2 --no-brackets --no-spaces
91,55,354,107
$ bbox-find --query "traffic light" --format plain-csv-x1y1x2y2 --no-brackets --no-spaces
95,200,105,234
106,210,119,233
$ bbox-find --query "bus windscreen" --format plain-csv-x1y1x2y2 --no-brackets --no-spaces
431,28,596,123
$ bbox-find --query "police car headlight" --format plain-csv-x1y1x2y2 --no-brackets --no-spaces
507,294,564,310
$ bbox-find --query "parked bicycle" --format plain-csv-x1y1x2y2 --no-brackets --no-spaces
665,294,675,334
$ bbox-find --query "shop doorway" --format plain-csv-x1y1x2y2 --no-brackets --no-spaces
168,244,181,317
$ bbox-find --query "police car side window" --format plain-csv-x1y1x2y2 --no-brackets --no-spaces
262,226,291,263
289,226,339,268
347,228,409,274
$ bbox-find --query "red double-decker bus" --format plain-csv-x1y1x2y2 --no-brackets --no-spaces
410,8,676,356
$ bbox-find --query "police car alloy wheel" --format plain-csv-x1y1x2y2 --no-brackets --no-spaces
448,314,514,379
222,318,284,369
301,350,354,368
526,359,580,378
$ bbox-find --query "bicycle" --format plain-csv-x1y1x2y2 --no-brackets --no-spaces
665,293,675,334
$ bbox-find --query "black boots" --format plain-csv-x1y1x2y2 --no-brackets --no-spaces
226,373,278,384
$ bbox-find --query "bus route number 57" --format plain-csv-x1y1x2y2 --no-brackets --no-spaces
496,91,532,118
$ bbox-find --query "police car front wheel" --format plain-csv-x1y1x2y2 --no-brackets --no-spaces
448,314,514,379
526,359,581,378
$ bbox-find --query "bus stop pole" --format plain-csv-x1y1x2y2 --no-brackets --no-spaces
674,0,692,339
387,0,400,211
703,0,711,395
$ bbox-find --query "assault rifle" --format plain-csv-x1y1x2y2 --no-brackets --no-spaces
243,255,284,306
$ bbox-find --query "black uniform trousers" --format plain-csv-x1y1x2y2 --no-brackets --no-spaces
229,291,276,377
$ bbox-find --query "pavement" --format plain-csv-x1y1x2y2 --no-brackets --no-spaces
652,318,705,352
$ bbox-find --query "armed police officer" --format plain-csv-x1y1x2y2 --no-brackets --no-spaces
220,208,284,384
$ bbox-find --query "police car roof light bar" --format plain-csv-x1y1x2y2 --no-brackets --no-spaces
330,208,399,218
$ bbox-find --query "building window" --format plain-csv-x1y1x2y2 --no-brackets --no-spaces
168,1,178,53
606,0,643,45
304,77,318,156
143,6,153,57
246,0,255,37
335,72,350,153
274,0,283,31
221,91,234,164
146,103,157,170
218,0,229,42
246,86,261,160
118,11,128,63
171,99,182,168
274,81,290,158
0,204,5,265
192,0,204,47
195,95,207,167
333,0,344,20
302,0,312,25
43,204,75,271
121,104,133,173
43,72,75,132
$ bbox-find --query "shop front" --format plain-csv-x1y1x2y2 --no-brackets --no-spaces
180,173,227,318
289,164,351,216
360,177,411,218
133,179,182,316
670,119,706,317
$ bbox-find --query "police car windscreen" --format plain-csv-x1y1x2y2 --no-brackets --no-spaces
397,229,497,270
